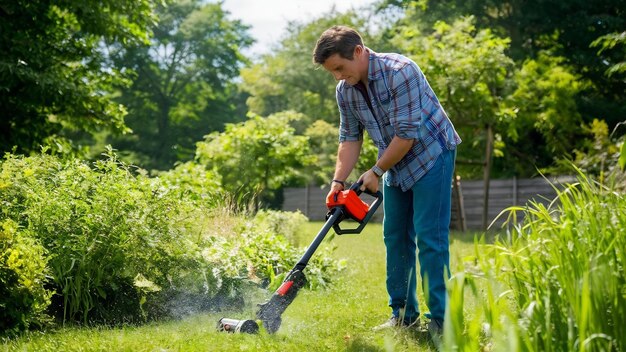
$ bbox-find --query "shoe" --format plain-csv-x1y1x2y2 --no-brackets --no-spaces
373,316,401,330
373,315,421,331
427,318,444,348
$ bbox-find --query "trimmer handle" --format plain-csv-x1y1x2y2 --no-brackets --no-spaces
326,181,383,235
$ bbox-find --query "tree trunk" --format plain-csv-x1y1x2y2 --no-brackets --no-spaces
156,99,171,167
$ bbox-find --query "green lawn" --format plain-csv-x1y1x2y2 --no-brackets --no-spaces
2,222,483,352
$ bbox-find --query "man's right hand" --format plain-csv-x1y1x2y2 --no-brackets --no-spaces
326,180,345,202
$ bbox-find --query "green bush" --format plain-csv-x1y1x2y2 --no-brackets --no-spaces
0,151,343,334
199,209,344,294
250,209,308,245
0,220,52,337
0,152,200,323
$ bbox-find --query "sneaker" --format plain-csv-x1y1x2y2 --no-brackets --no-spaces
427,318,444,348
373,316,421,331
373,316,401,330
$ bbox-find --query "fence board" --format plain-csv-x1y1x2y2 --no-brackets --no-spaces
282,176,575,230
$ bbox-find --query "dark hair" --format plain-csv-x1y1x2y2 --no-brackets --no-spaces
312,25,364,64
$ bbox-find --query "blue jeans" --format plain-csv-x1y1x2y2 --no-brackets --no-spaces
382,149,455,321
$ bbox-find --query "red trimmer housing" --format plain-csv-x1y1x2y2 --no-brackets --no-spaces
326,187,370,222
325,184,382,235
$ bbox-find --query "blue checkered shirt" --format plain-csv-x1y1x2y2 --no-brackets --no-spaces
336,49,461,191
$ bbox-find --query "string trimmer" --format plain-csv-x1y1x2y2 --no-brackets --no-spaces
217,182,382,334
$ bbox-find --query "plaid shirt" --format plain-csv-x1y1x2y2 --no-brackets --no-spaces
337,49,461,191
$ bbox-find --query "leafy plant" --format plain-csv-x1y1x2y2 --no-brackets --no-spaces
0,150,343,335
0,220,52,337
107,0,254,170
196,112,313,208
0,0,157,154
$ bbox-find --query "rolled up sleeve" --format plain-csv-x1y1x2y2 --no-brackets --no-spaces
337,87,363,142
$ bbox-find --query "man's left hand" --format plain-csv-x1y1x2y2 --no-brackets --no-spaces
358,169,380,193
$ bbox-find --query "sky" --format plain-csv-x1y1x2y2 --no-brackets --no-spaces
221,0,378,56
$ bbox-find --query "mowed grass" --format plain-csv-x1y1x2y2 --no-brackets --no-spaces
2,222,483,352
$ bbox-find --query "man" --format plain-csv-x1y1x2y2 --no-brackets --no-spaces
313,25,461,341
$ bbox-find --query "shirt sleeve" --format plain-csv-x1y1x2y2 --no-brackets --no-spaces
388,62,424,140
337,86,364,143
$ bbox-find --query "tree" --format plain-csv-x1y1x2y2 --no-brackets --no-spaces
394,16,518,228
393,17,514,174
240,9,373,125
393,16,586,177
381,0,626,130
195,111,313,209
0,0,158,154
504,54,585,175
239,8,382,185
109,0,253,170
592,31,626,78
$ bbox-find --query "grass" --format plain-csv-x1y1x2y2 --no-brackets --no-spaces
2,222,483,352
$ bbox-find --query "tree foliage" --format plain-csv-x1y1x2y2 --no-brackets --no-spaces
239,9,386,183
108,0,253,170
381,0,626,129
591,31,626,78
393,17,514,176
240,10,372,125
504,54,585,174
0,0,158,154
392,16,588,177
195,111,313,208
304,120,378,184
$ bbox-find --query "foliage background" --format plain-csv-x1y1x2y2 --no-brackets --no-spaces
1,0,625,348
0,152,343,336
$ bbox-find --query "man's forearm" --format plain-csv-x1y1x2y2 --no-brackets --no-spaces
333,140,362,181
375,136,414,171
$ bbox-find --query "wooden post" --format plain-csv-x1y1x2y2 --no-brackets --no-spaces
305,184,311,217
452,172,466,232
482,124,494,231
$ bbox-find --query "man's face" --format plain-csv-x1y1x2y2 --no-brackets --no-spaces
322,49,366,86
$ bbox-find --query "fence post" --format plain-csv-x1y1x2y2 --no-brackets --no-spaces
452,172,467,232
305,184,310,217
482,124,494,230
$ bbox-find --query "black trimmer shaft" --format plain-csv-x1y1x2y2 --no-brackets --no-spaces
216,182,382,334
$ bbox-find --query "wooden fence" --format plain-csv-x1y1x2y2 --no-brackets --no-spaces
281,175,576,231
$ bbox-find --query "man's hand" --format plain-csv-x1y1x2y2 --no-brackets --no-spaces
358,169,380,193
326,180,345,203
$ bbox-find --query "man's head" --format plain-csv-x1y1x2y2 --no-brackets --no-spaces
313,25,363,64
313,25,369,85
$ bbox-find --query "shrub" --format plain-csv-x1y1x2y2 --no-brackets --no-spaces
0,220,52,337
250,209,308,245
0,152,224,324
0,152,343,334
197,208,344,295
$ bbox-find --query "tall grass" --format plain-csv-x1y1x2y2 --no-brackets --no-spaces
445,169,625,351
